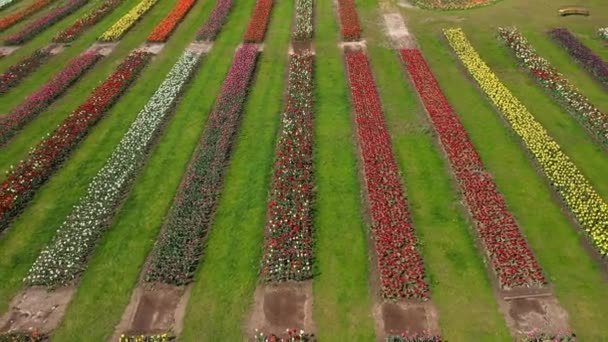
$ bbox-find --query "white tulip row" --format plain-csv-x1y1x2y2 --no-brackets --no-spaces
600,28,608,40
25,50,203,287
294,0,313,41
0,0,16,9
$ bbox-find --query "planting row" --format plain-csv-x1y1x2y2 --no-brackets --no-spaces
53,0,124,43
262,52,315,282
25,49,201,287
120,334,173,342
498,28,608,148
99,0,159,42
294,0,313,41
600,28,608,40
145,44,259,285
0,49,102,146
345,50,429,299
0,0,18,10
243,0,272,43
444,28,608,257
549,28,608,88
0,51,151,235
195,0,232,41
0,0,52,31
147,0,196,43
4,0,89,45
0,47,52,94
400,48,546,289
409,0,499,10
337,0,361,41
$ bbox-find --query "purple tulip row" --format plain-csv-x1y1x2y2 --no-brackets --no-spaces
0,48,52,94
196,0,232,41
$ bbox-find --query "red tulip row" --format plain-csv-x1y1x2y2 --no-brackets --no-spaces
337,0,361,41
147,0,197,42
262,53,315,282
196,0,232,41
0,50,102,146
243,0,272,43
53,0,124,43
0,0,53,31
4,0,89,45
0,51,152,233
400,49,546,289
345,50,428,299
0,47,52,94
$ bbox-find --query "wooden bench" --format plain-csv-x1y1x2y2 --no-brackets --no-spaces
558,6,590,16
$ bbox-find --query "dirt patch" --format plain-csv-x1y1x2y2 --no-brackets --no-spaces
47,43,65,55
237,43,265,52
187,41,214,55
383,13,417,49
339,40,368,52
139,43,165,55
499,296,570,338
0,46,20,56
377,301,439,337
0,287,74,335
397,0,416,9
88,42,119,56
290,41,315,55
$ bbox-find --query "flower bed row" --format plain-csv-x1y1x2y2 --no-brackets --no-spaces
254,330,313,342
0,332,47,342
445,28,608,257
99,0,159,42
345,50,428,299
400,48,546,288
25,49,200,287
599,28,608,40
549,27,608,88
145,44,259,285
337,0,361,41
0,51,151,235
262,52,315,282
294,0,313,41
386,335,442,342
53,0,124,43
147,0,196,42
498,27,608,148
195,0,232,41
243,0,272,43
4,0,89,45
410,0,500,10
0,0,19,11
119,333,174,342
0,50,102,146
0,0,52,31
0,47,52,94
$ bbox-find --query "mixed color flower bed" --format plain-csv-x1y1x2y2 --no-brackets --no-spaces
499,27,608,147
262,52,315,282
0,0,53,31
0,51,151,236
337,0,361,41
294,0,313,41
0,50,102,146
410,0,500,10
0,332,47,342
119,333,174,342
386,335,442,342
4,0,89,45
195,0,232,41
445,27,608,257
345,50,429,299
25,49,199,287
599,28,608,40
0,48,52,94
400,48,546,288
243,0,272,43
254,330,313,342
99,0,159,41
524,332,576,342
53,0,124,43
147,0,196,42
145,44,259,285
549,27,608,88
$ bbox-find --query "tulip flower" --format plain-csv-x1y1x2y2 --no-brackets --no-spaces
54,0,124,43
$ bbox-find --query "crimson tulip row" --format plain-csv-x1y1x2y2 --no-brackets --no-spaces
345,50,429,299
145,44,260,285
262,53,315,282
195,0,232,41
337,0,361,41
53,0,124,43
0,51,152,234
147,0,197,42
399,49,546,289
0,0,52,31
0,50,102,146
4,0,89,45
243,0,272,43
0,47,52,94
549,27,608,88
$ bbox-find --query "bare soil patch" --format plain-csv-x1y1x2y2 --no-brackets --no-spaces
397,0,416,9
498,295,570,338
383,13,417,49
290,41,315,55
187,41,214,55
237,43,265,52
376,300,439,337
139,43,165,55
339,40,368,52
0,46,19,56
88,42,119,56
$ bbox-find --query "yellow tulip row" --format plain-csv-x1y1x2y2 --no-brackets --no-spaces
99,0,159,41
444,28,608,256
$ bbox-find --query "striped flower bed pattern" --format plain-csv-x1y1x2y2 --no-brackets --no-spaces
499,27,608,147
0,0,53,30
243,0,272,43
294,0,313,41
99,0,159,41
25,49,200,287
0,50,102,146
400,49,546,289
549,28,608,88
53,0,124,43
195,0,232,41
145,44,259,285
346,50,429,299
337,0,361,41
445,28,608,257
147,0,196,42
0,48,52,94
4,0,89,44
0,51,151,234
262,52,315,282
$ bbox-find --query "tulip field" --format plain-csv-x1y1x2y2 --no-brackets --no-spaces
0,0,607,341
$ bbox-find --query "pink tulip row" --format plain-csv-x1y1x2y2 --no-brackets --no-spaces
196,0,232,41
53,0,124,43
0,48,52,94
